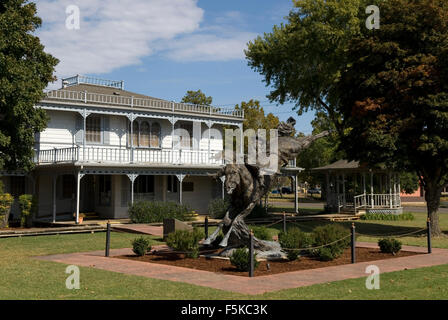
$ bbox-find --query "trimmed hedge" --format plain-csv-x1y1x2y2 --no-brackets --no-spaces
18,194,37,228
361,213,414,221
128,201,193,223
252,226,271,241
0,192,14,228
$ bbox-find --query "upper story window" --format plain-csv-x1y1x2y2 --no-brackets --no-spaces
86,115,101,143
128,120,161,148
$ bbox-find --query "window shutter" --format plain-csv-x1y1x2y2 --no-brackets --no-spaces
75,114,83,145
103,115,110,145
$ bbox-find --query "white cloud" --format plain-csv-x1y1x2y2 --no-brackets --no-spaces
36,1,254,81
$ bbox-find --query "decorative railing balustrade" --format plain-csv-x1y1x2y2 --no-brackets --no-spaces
354,193,402,213
43,89,244,119
35,147,224,166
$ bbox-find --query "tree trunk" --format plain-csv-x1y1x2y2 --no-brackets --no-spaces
424,182,443,236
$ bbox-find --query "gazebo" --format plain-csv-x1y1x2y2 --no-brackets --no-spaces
312,160,402,215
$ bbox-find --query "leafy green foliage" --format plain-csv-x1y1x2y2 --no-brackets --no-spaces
312,224,351,261
0,191,14,228
278,227,313,261
251,226,271,241
131,237,151,257
399,173,420,195
361,213,415,221
181,89,212,105
208,198,229,219
378,238,402,255
128,201,193,223
166,229,203,258
249,203,269,219
18,194,36,227
0,0,59,171
229,247,259,272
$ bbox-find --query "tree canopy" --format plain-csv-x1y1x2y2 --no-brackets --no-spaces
0,0,58,171
246,0,447,234
181,89,213,105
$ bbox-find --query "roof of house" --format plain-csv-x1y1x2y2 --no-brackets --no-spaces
312,159,389,172
59,83,164,101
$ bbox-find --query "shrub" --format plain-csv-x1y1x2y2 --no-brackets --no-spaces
208,198,229,219
0,192,14,228
361,213,414,221
252,226,271,241
316,247,334,261
312,224,350,261
18,194,37,228
378,238,402,255
166,228,203,258
128,201,193,223
132,237,151,256
230,247,260,272
278,227,313,261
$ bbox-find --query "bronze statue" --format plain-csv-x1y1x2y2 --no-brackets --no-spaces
204,118,329,259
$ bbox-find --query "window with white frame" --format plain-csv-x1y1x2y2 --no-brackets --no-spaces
128,120,161,148
86,115,101,143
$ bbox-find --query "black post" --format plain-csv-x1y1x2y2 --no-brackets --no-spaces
283,212,287,234
427,218,432,254
204,216,209,239
249,230,254,277
351,223,356,263
105,222,111,257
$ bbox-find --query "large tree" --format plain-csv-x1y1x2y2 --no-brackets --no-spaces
336,0,448,235
0,0,58,171
246,0,446,234
181,89,213,105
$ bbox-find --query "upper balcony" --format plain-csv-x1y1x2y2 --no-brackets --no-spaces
42,75,244,120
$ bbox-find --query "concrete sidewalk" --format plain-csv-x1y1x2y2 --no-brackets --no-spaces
35,242,448,295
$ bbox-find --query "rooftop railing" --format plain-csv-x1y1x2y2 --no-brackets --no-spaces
43,89,244,119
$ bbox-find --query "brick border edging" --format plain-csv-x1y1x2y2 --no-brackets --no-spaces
35,243,448,295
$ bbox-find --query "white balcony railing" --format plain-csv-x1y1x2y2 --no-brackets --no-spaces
43,89,244,119
35,146,224,166
354,193,402,213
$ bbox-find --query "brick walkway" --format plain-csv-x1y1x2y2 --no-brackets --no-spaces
35,243,448,295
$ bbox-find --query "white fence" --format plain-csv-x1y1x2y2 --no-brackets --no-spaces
354,193,401,213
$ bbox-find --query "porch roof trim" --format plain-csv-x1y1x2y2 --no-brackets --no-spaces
312,159,389,173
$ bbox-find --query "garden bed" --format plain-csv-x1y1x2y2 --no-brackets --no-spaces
116,247,422,277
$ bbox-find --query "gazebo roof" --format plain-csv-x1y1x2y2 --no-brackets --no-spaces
312,159,389,173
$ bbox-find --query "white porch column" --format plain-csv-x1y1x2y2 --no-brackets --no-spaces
176,174,185,204
397,174,401,207
220,176,225,200
370,171,374,208
239,123,244,157
207,121,213,165
127,174,138,206
393,173,397,207
82,110,87,161
130,116,134,163
342,173,346,207
52,175,57,223
75,171,84,224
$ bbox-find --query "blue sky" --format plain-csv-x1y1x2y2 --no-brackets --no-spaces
36,0,315,134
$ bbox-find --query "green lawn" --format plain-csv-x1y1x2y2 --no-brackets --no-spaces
1,210,448,300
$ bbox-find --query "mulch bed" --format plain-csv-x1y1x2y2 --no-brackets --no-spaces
116,247,422,277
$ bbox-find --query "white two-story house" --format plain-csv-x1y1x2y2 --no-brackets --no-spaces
1,75,248,223
1,75,301,224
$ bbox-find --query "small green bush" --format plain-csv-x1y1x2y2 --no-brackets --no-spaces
128,201,193,223
361,213,414,221
132,237,151,256
312,224,350,261
166,228,203,258
208,198,229,219
278,228,313,261
229,247,259,272
0,192,14,228
18,194,37,228
252,226,271,241
378,238,402,255
316,247,334,261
